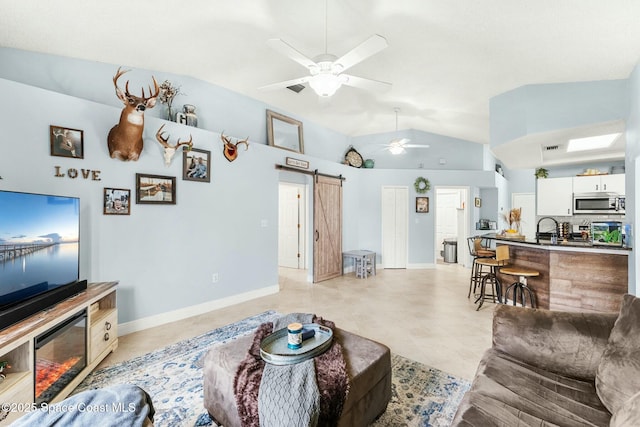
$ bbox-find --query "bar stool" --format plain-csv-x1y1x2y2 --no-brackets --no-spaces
474,245,509,310
466,237,496,298
500,266,540,308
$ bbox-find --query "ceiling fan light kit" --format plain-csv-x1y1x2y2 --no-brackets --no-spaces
309,73,347,97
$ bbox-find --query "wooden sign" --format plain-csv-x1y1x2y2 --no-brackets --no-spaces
286,157,309,169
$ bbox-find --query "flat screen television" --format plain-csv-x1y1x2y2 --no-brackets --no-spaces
0,190,86,330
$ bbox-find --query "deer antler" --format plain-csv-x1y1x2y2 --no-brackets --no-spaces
114,66,159,101
156,124,193,150
156,124,171,148
220,131,232,145
236,137,249,151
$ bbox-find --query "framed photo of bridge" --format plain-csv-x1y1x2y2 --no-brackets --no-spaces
136,173,176,205
50,125,84,159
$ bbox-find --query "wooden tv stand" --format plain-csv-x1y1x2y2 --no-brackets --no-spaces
0,281,118,424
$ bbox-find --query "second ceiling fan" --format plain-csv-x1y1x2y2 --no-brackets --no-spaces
383,108,430,154
259,1,391,97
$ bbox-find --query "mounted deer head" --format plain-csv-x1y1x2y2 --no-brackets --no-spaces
107,67,159,161
155,124,193,166
221,132,249,162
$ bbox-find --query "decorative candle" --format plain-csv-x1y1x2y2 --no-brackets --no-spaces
287,322,303,349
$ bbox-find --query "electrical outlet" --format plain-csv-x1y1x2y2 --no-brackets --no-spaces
212,273,219,283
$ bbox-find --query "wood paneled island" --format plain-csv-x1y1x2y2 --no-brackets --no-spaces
494,238,630,313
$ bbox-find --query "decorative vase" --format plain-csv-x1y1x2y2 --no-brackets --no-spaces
165,104,175,121
176,104,198,127
363,159,375,168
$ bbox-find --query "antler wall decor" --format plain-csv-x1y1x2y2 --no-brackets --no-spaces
107,67,159,161
221,132,249,162
155,124,193,166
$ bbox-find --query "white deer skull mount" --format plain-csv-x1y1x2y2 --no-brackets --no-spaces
155,124,193,166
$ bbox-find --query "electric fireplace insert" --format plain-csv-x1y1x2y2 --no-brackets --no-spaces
34,309,87,405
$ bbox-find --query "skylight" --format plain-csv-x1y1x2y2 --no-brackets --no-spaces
566,133,620,152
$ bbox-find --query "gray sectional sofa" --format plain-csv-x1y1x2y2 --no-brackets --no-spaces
452,294,640,426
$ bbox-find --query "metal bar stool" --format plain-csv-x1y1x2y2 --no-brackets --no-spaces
466,237,496,298
500,266,540,308
474,245,509,310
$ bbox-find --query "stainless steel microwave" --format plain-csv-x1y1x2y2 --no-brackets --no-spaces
573,192,625,214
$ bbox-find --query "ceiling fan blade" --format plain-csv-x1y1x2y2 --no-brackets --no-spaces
258,76,311,92
266,39,318,70
341,74,392,92
389,138,411,146
334,34,388,72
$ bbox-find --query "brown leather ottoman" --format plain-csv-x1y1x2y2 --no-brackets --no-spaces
203,327,391,427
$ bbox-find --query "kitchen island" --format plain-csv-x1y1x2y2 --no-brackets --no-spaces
492,236,630,313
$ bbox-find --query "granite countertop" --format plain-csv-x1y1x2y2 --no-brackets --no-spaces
483,233,632,253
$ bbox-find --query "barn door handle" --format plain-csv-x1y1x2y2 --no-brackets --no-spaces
315,230,319,241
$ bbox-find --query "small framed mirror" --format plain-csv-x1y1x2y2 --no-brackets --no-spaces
266,109,304,154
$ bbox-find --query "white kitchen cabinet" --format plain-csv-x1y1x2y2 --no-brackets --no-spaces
573,174,625,194
537,177,573,216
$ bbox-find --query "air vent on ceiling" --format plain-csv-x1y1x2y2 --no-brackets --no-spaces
286,84,305,93
544,145,560,151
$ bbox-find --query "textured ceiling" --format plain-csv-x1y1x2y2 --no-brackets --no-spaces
2,0,640,166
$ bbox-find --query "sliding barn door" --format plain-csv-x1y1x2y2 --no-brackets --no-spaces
313,176,343,283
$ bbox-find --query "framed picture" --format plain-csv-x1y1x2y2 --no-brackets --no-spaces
50,125,84,159
103,188,131,215
416,197,429,213
266,109,304,154
474,197,482,208
136,173,176,204
183,148,211,182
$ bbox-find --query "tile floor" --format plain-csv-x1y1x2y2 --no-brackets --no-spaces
99,263,495,380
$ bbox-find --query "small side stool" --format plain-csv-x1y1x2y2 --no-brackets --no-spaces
500,266,540,308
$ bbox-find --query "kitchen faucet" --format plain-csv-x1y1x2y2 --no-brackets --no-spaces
536,217,559,243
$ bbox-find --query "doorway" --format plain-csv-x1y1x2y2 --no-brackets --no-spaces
435,187,469,265
381,186,408,269
278,182,307,269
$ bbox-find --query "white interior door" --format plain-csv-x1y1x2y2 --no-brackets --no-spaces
512,193,536,240
278,183,306,268
381,187,408,269
436,189,462,261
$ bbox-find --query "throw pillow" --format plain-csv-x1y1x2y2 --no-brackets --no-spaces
610,390,640,427
596,294,640,414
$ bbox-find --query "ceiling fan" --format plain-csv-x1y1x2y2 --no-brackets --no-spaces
259,1,391,97
383,108,430,155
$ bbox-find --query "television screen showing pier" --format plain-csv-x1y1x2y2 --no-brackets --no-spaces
0,191,80,307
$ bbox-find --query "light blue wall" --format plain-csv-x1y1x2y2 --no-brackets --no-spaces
0,76,363,325
356,169,496,265
351,129,485,170
0,47,351,163
490,80,629,148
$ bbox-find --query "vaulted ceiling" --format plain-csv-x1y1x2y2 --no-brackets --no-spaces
2,0,640,167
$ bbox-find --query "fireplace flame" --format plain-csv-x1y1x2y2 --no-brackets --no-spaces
35,357,81,398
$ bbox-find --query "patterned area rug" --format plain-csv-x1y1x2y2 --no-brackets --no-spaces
74,311,470,426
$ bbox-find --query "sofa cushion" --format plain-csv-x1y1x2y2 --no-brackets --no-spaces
452,348,611,427
596,294,640,414
610,390,640,427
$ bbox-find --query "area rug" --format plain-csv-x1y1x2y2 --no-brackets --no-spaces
74,311,470,427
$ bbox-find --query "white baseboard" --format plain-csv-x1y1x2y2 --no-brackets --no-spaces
118,284,280,336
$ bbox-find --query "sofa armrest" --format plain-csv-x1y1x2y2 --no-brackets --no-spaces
492,304,618,380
